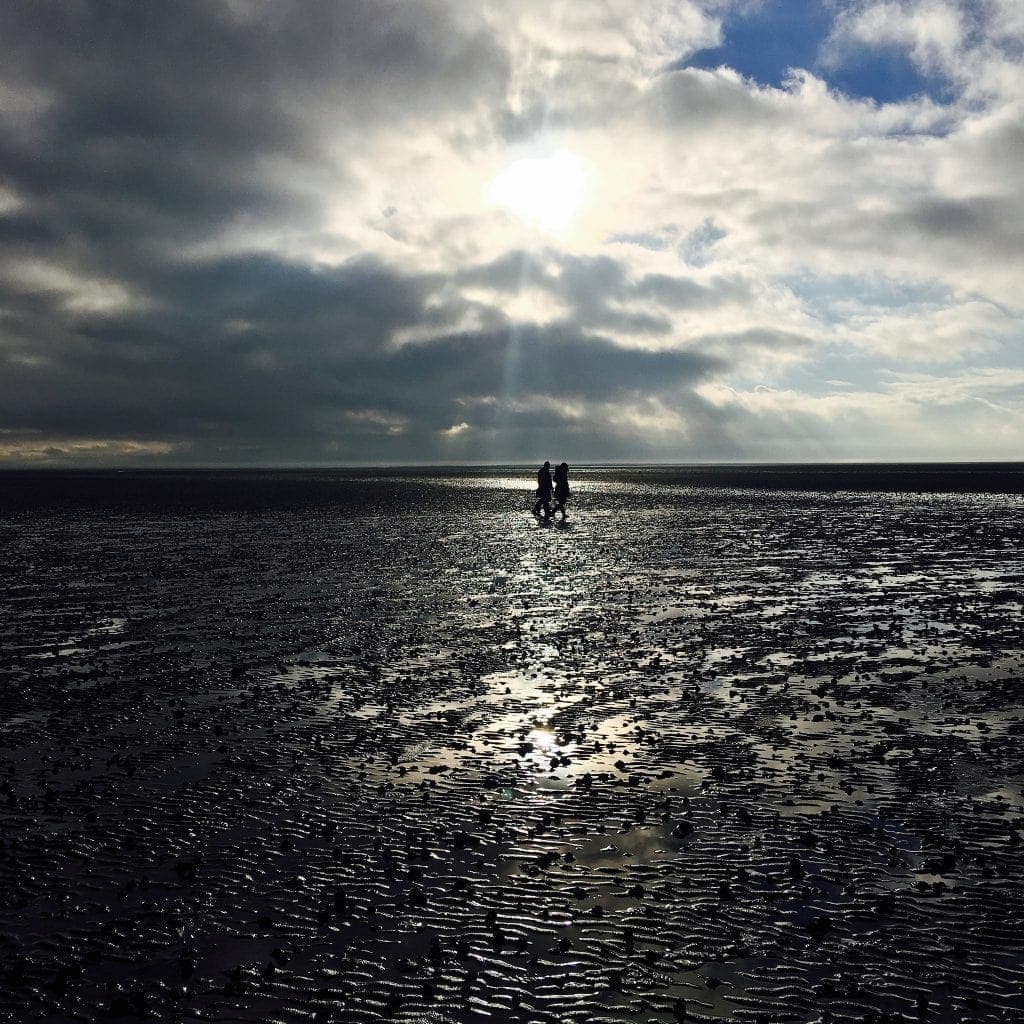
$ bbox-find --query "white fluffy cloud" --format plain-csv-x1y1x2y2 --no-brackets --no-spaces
828,1,966,74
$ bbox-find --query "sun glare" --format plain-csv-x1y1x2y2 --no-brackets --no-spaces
488,150,586,234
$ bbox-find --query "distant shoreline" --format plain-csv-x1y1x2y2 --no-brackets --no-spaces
1,463,1022,508
1,460,1021,471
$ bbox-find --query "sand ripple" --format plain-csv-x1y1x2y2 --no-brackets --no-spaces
0,474,1022,1022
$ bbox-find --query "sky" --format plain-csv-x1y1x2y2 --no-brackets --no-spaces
1,0,1022,466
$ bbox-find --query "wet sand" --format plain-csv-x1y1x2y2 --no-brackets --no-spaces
1,469,1022,1023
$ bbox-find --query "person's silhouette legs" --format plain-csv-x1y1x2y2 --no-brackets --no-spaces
532,461,553,519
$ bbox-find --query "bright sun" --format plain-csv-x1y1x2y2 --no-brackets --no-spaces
488,150,585,235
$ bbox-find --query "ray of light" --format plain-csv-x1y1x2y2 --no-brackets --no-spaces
488,5,569,466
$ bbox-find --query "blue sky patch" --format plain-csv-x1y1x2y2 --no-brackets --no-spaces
781,272,954,325
679,218,727,267
683,1,949,105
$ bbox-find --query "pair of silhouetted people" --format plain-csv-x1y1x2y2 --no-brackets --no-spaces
532,461,570,521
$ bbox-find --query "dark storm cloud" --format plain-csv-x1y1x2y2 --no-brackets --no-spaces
371,328,721,409
0,0,508,261
158,254,442,355
0,213,61,247
0,255,435,433
0,1,545,461
0,245,725,460
897,196,1024,257
456,250,750,336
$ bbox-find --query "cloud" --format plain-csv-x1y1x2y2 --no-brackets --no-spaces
0,433,184,464
824,1,1024,101
0,247,728,461
836,297,1021,362
0,0,510,267
697,367,1024,460
827,1,967,77
0,0,1022,463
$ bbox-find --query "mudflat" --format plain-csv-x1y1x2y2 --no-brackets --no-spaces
1,468,1022,1023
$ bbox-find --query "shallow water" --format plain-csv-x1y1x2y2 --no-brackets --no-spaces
1,469,1023,1022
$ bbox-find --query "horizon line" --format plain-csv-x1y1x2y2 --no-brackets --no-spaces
2,459,1022,472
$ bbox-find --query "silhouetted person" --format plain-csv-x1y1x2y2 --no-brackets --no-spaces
532,461,553,519
552,461,570,521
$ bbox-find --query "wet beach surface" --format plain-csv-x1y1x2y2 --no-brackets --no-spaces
1,469,1023,1023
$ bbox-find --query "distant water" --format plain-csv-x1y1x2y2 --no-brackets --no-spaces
1,463,1022,511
